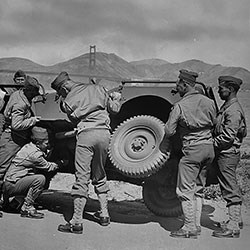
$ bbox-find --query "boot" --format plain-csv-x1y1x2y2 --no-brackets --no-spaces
215,204,243,229
20,201,44,219
93,193,110,226
170,200,198,239
58,223,83,234
215,220,243,230
195,197,203,235
212,205,241,238
58,196,86,234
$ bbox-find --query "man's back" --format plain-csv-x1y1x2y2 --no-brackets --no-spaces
177,91,216,130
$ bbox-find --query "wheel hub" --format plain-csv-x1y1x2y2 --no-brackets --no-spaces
131,137,147,152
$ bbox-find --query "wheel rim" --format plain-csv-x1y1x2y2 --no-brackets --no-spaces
109,115,170,177
119,127,157,161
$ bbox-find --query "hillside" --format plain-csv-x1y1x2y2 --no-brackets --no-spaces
0,52,250,90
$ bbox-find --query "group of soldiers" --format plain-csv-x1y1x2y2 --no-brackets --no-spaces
0,68,247,239
162,70,246,239
0,70,122,234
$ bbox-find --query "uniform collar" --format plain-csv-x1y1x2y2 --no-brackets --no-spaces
219,97,238,113
182,89,199,99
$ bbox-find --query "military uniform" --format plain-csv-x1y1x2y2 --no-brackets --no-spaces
3,127,58,218
164,69,217,238
0,89,6,138
214,98,246,205
51,72,121,233
0,76,41,200
165,89,216,200
59,82,120,198
212,76,247,238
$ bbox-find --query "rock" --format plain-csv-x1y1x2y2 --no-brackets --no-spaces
49,173,143,202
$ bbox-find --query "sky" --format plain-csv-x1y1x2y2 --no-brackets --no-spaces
0,0,250,70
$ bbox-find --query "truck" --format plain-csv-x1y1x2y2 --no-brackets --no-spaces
0,79,218,217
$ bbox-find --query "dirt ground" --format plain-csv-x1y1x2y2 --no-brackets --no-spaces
1,173,250,250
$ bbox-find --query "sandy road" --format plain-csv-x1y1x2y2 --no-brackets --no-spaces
0,189,250,250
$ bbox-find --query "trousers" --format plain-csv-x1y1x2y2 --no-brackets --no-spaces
3,175,46,203
176,143,215,201
216,151,242,206
71,129,110,198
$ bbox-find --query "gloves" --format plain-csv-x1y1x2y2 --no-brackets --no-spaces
110,91,122,101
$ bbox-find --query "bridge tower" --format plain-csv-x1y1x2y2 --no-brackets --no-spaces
89,45,97,84
89,45,96,70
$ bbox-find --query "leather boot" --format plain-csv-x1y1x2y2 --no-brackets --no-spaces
58,196,86,234
58,223,83,234
20,202,44,219
170,200,198,239
212,205,241,238
215,220,243,230
215,204,243,229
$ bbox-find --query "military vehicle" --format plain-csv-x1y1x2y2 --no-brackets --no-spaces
0,79,217,217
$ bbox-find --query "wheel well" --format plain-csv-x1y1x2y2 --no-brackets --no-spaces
110,95,173,130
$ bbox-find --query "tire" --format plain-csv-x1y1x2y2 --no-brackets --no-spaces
108,115,170,178
143,180,182,217
142,158,182,217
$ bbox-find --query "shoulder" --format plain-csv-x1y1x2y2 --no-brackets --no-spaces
228,101,244,114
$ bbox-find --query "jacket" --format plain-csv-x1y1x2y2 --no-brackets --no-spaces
165,90,217,148
3,90,37,141
4,142,58,183
214,97,247,153
60,83,121,133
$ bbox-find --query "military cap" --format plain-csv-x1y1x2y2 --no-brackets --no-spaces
31,126,49,140
14,70,26,79
51,71,70,91
218,76,242,91
24,76,40,90
178,69,198,86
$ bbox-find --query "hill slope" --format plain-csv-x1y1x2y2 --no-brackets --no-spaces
1,52,250,89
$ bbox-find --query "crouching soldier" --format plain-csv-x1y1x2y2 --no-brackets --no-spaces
2,126,59,219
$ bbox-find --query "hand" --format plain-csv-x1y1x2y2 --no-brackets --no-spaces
110,92,121,101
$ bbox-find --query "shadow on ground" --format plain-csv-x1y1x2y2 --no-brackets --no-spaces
35,189,219,232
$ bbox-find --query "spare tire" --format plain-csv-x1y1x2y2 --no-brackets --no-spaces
108,115,170,178
143,180,182,217
142,158,182,217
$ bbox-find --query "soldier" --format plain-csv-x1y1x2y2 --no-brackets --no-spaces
3,126,59,218
0,70,26,138
1,70,26,98
50,72,121,234
212,76,247,238
0,88,7,138
0,76,42,211
162,69,217,239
